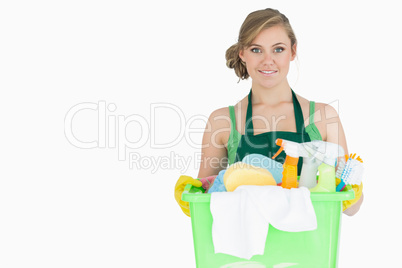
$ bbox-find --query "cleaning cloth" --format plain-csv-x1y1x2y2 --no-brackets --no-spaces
208,170,227,193
210,185,317,259
198,175,217,192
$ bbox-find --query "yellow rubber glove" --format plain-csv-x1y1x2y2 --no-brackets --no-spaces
342,182,363,211
174,175,202,217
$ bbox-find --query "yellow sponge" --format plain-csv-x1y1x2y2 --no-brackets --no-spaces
223,162,277,192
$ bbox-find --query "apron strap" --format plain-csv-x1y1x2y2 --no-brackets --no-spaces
292,90,306,133
245,88,306,135
245,90,254,135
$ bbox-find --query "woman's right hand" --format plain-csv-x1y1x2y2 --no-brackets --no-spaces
174,175,202,217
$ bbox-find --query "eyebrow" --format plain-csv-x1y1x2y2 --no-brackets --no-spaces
249,42,287,47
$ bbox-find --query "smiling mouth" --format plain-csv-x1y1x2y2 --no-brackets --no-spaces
259,70,277,75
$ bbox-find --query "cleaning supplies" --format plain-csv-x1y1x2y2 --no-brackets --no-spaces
335,156,347,191
342,182,363,211
299,141,345,190
308,141,345,192
336,153,364,192
272,139,300,189
199,175,218,193
223,162,277,192
271,139,346,191
299,156,321,188
208,170,227,193
242,153,284,184
210,186,317,260
271,139,325,189
311,163,337,192
272,139,314,189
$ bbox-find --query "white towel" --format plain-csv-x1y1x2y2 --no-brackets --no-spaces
210,185,317,260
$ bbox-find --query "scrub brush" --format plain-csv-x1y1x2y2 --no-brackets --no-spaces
335,155,347,192
336,153,364,192
335,156,347,179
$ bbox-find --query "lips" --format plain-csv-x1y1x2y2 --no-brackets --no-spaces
259,70,278,76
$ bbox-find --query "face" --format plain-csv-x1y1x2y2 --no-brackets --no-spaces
239,25,296,90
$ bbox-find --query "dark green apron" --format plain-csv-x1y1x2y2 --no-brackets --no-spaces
235,89,311,175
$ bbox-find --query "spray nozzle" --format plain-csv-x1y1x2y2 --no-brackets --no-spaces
271,139,345,167
272,139,284,160
272,138,309,160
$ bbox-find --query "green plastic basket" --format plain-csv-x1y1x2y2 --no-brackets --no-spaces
182,184,355,268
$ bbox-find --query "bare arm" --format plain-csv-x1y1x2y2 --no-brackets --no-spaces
322,104,348,156
317,103,363,216
197,108,230,179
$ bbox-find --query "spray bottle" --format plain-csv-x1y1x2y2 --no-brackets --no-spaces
299,156,322,189
272,139,306,189
298,141,343,189
272,139,345,191
305,141,345,192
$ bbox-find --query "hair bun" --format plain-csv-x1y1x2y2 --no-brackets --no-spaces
225,43,249,80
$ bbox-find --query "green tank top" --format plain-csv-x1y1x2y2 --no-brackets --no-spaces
227,89,322,170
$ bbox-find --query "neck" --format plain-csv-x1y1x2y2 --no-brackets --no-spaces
250,80,293,106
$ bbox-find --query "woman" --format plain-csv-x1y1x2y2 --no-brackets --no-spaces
176,8,363,216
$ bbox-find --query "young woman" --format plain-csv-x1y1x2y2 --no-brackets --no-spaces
176,8,363,216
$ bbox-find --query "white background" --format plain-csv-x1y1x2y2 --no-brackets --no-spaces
1,0,401,267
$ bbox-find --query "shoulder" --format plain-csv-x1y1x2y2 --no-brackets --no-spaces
209,106,230,117
205,95,248,141
294,92,340,120
206,95,246,143
315,101,348,152
313,102,343,142
314,102,340,121
208,95,247,126
204,106,231,146
317,102,338,115
207,106,231,127
294,93,342,140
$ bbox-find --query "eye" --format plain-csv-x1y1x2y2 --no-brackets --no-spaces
250,47,262,53
274,47,284,53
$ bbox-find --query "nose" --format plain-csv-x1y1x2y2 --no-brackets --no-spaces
262,52,274,66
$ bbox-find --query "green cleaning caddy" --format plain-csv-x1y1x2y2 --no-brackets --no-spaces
182,184,354,268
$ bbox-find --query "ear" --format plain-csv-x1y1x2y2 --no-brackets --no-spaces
239,49,245,62
291,44,297,61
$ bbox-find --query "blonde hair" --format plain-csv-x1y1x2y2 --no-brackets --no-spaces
226,8,297,80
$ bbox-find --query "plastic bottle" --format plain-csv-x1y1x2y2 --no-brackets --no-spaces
272,139,345,191
308,141,345,193
310,163,337,192
299,157,321,188
272,139,300,189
